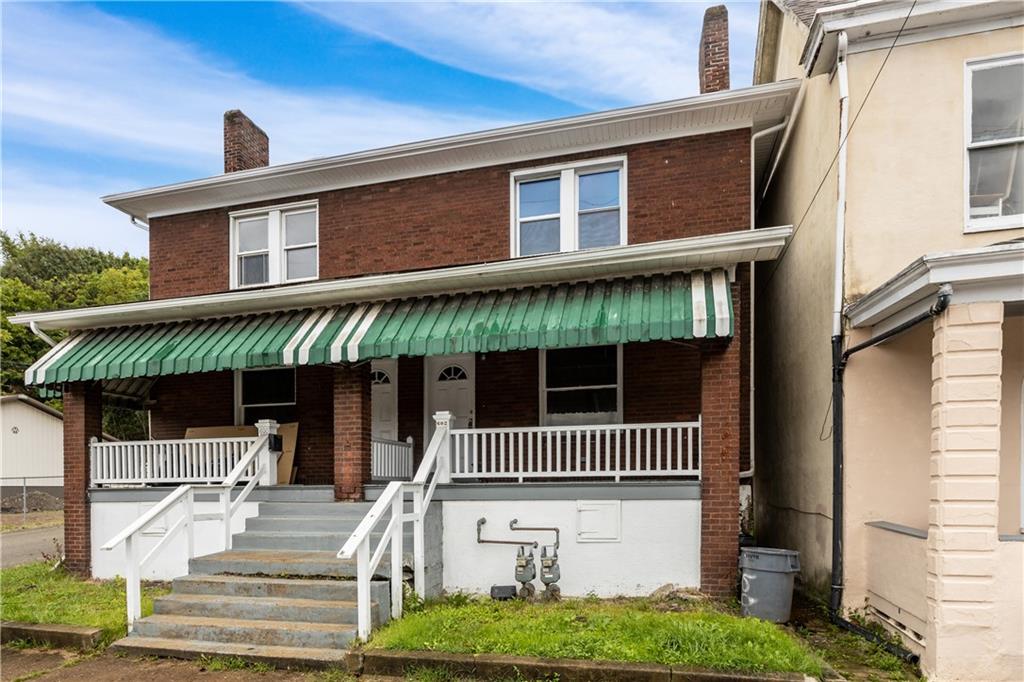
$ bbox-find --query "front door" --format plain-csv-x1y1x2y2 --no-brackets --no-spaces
424,354,475,443
371,359,398,441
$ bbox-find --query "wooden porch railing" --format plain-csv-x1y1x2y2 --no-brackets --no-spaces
371,437,415,481
91,437,259,486
449,419,701,482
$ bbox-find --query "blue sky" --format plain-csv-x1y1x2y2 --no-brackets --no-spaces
2,1,759,257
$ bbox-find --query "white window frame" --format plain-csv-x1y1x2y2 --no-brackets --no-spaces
233,367,297,426
538,345,623,426
964,54,1024,234
229,200,319,289
510,156,628,257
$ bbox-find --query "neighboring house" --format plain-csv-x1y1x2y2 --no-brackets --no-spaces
10,8,800,660
753,1,1023,680
0,394,65,498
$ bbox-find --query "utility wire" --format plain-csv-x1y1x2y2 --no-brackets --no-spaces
756,0,919,298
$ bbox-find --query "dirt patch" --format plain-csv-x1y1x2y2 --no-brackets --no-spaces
0,647,75,681
1,511,63,533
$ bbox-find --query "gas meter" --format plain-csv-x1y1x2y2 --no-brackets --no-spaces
539,545,561,601
515,546,537,599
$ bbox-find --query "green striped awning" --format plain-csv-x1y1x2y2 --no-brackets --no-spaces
25,270,732,385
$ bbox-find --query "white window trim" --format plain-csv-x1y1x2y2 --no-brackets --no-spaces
510,156,628,257
233,367,297,426
964,53,1024,234
229,199,319,289
538,345,623,426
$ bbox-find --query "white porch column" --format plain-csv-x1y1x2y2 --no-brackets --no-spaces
255,419,280,486
433,411,452,483
926,302,1003,681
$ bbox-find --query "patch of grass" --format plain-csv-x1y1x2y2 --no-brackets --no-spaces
198,655,274,673
368,598,823,676
0,561,169,646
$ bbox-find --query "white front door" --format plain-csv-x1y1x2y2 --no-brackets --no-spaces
425,354,475,442
371,359,398,441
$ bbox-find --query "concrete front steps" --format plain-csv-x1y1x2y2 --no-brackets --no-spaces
111,494,398,668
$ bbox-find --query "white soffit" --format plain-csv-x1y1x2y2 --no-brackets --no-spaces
845,241,1024,334
10,226,792,331
803,0,1024,76
103,81,799,221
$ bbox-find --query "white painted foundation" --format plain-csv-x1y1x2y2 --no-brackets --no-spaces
442,499,700,597
91,498,260,580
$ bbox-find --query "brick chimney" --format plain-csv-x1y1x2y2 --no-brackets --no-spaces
699,5,730,94
223,110,269,173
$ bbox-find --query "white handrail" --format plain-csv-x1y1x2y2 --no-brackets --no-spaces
339,411,451,640
101,421,279,631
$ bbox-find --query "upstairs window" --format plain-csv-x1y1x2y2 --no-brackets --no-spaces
512,157,627,257
230,201,318,288
966,55,1023,232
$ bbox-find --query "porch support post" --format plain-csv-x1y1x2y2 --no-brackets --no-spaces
925,302,1003,681
334,363,371,501
699,294,742,597
63,381,103,576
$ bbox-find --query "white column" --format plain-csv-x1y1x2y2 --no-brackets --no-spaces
926,302,1003,681
433,411,452,484
255,419,280,486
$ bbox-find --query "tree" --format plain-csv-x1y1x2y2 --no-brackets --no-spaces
1,231,150,439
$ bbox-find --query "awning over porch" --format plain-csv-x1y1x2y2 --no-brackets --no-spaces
26,269,732,385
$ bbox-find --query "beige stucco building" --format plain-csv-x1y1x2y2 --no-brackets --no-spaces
753,1,1023,680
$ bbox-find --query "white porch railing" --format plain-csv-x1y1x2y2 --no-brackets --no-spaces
101,420,280,632
339,412,450,640
449,419,701,481
371,436,415,481
91,437,259,486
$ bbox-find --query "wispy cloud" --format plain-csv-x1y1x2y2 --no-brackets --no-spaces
304,1,758,108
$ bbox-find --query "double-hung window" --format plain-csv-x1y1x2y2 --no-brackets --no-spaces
235,368,297,425
512,157,627,257
965,55,1024,232
231,201,318,288
540,345,621,426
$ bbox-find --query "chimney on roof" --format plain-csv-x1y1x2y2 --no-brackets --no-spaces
223,110,269,173
699,5,730,94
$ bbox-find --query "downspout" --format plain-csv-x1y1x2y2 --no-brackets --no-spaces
829,285,949,664
29,321,56,348
130,216,150,231
744,117,789,479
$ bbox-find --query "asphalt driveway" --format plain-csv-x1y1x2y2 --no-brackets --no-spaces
1,525,64,567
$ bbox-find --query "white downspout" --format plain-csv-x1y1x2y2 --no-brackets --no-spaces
833,31,850,337
742,116,789,480
29,321,56,347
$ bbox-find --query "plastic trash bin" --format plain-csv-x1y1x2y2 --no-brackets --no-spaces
739,547,800,623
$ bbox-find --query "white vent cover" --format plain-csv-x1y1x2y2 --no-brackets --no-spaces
576,500,621,543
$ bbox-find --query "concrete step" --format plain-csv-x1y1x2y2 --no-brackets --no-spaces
189,549,386,579
172,573,389,603
109,636,347,669
232,529,413,552
153,592,377,626
253,486,336,503
132,614,357,649
257,501,377,517
245,515,365,532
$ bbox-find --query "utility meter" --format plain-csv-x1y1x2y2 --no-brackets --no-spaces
539,545,561,601
514,545,536,599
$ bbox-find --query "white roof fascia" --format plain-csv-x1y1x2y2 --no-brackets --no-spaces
845,241,1024,334
802,0,1023,76
103,81,799,221
10,226,792,331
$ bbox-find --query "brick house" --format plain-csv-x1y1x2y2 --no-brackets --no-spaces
15,8,798,659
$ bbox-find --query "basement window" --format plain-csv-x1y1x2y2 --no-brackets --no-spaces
230,201,319,288
235,368,297,425
965,55,1024,232
540,345,621,426
511,157,627,257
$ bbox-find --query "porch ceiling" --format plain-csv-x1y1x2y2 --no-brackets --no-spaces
25,270,732,386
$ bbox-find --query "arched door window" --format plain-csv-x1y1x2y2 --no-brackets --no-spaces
437,365,468,382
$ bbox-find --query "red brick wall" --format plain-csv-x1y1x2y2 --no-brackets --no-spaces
149,368,334,485
698,278,743,596
397,356,424,462
624,342,701,423
477,351,539,428
148,131,751,300
333,364,370,501
63,381,102,576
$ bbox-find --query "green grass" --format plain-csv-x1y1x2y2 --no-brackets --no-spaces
368,598,824,676
0,561,170,646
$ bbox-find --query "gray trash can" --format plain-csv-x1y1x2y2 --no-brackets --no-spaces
739,547,800,623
